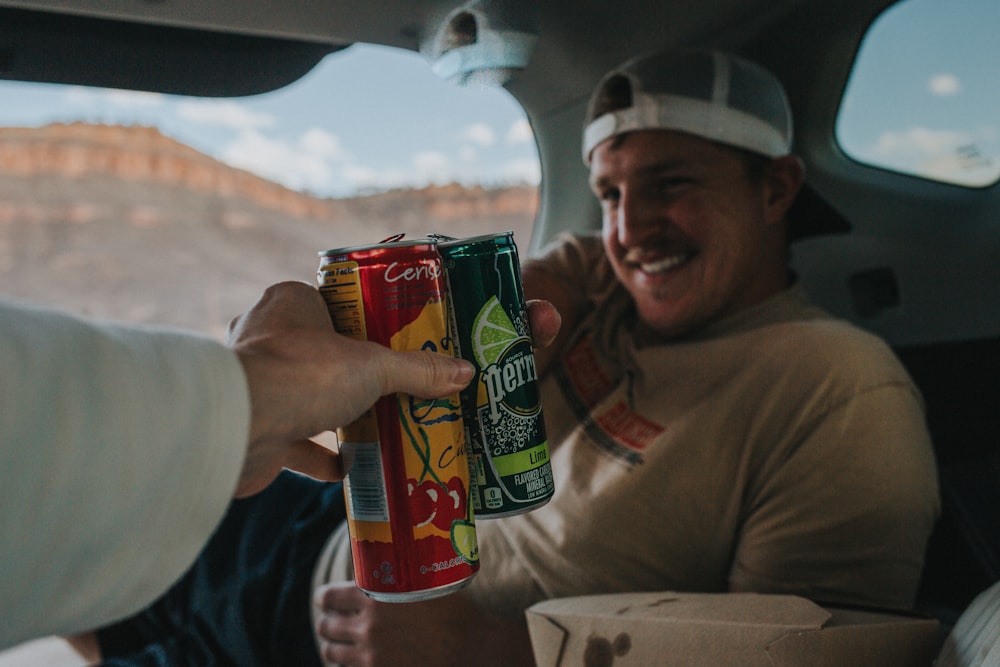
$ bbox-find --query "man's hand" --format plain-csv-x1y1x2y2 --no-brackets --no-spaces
228,282,561,498
228,282,477,497
313,583,535,667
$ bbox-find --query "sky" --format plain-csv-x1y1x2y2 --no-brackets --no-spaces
0,43,539,198
0,0,996,194
835,0,999,186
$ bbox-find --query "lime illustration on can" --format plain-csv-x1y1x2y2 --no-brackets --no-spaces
437,232,554,518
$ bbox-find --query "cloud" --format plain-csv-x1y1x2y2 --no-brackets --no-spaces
506,119,534,144
300,128,350,161
493,157,541,185
413,150,454,180
337,151,456,194
176,100,275,133
340,163,426,193
104,90,165,108
337,146,542,194
217,123,538,196
64,86,165,110
928,74,960,96
460,123,495,147
340,164,383,191
226,132,464,193
221,129,337,193
866,125,999,185
458,145,478,162
871,126,970,161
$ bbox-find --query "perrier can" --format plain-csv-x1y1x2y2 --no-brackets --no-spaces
437,231,554,518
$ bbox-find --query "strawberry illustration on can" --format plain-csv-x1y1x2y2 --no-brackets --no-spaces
318,238,478,602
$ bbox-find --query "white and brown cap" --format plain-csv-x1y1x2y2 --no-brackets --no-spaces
582,50,793,164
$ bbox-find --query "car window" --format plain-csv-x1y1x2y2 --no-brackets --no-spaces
836,0,1000,187
0,43,539,336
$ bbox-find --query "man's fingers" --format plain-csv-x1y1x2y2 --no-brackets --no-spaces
379,350,475,398
229,281,327,344
319,640,362,666
526,299,561,349
369,301,557,401
314,582,369,614
283,438,345,482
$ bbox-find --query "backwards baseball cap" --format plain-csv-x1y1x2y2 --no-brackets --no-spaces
583,50,793,164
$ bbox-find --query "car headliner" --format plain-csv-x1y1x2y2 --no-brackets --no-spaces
0,0,998,348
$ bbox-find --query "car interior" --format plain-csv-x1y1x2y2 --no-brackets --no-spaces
0,0,997,661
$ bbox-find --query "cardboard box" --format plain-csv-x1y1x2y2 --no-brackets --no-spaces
526,592,942,667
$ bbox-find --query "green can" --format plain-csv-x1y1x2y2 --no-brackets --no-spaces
437,232,554,518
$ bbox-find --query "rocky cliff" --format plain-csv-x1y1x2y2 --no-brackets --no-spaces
0,123,537,336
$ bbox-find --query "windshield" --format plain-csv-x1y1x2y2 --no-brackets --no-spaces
0,43,540,336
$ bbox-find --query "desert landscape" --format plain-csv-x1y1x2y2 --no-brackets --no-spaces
0,122,538,338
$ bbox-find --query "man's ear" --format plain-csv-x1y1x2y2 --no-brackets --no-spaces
765,155,806,226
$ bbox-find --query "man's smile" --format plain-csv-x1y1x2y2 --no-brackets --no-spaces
624,249,696,275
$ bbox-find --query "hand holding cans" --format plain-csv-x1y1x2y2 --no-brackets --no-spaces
317,232,553,602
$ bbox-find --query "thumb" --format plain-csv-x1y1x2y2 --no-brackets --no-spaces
378,349,475,398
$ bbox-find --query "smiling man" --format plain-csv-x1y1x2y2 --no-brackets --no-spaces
81,51,941,667
589,129,797,338
581,50,803,340
310,50,940,666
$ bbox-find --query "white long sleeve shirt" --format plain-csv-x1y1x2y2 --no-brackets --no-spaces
0,300,250,649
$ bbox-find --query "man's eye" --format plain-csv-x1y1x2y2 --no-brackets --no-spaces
598,188,620,203
649,177,692,200
658,177,690,191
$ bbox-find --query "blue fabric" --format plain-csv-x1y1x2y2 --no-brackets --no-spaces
96,471,345,667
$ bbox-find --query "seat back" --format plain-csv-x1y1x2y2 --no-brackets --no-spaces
894,337,1000,623
935,580,1000,667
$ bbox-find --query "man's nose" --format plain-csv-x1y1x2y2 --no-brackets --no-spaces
617,192,658,246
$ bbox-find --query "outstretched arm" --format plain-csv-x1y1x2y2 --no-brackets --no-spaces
232,284,562,497
229,281,478,497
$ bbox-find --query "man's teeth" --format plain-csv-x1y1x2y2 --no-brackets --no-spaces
639,254,689,273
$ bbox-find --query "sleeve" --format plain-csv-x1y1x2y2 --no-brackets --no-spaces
0,300,251,649
728,381,941,611
522,231,610,307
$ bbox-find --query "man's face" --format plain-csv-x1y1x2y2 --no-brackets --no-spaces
589,130,790,339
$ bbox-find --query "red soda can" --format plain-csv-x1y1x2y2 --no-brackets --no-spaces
317,238,478,601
